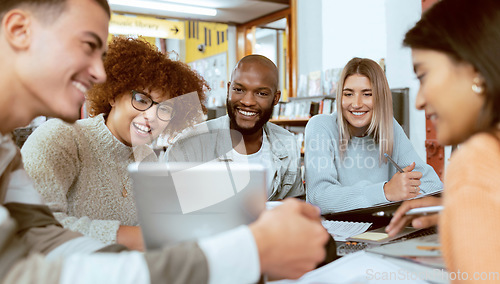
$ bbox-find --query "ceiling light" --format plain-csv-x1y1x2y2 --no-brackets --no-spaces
108,0,217,17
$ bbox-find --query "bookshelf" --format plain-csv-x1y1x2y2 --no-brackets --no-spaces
271,95,336,123
270,95,336,157
269,118,309,127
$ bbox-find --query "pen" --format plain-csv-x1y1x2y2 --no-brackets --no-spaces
384,153,404,173
405,205,444,216
372,205,444,217
371,210,395,217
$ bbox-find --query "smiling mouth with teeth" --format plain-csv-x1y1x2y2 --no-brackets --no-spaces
72,81,88,93
351,111,367,116
238,109,258,116
133,122,151,134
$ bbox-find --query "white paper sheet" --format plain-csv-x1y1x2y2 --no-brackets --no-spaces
321,220,372,242
270,251,430,284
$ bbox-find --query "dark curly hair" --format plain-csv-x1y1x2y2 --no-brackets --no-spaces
87,36,209,136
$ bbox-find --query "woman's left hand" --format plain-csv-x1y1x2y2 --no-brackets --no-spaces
383,162,422,201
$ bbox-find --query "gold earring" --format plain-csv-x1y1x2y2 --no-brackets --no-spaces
472,77,483,94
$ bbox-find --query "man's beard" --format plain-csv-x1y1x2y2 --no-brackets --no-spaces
227,100,274,136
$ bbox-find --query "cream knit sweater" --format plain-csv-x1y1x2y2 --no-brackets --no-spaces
21,114,137,244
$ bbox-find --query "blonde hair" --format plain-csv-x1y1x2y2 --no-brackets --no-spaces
336,57,394,163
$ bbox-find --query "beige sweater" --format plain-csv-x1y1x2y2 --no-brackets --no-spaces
21,114,138,244
441,132,500,282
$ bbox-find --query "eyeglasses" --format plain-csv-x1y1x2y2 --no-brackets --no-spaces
131,90,173,121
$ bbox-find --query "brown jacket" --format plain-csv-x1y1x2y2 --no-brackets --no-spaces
0,134,79,282
0,134,209,284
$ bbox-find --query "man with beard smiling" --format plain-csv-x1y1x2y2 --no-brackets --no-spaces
168,55,304,200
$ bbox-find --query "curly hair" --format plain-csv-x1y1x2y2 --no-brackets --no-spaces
86,36,209,136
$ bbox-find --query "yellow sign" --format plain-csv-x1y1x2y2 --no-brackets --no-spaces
185,21,228,63
110,14,184,40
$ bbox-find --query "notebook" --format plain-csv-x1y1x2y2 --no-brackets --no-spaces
346,226,438,245
128,161,267,249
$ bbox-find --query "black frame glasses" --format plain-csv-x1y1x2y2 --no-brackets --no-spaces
130,90,173,122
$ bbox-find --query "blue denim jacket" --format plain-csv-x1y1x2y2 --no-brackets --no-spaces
166,115,304,201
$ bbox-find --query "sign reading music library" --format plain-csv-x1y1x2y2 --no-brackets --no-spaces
110,14,185,40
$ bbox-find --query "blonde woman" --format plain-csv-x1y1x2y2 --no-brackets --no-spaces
304,57,442,213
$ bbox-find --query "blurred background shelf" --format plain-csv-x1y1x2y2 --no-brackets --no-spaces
269,118,309,127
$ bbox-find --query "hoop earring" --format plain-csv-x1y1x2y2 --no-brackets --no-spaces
472,77,483,94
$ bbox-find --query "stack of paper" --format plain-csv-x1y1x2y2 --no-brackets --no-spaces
270,251,429,283
321,220,372,242
366,234,445,269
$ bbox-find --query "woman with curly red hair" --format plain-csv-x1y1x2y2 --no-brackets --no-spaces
21,36,209,251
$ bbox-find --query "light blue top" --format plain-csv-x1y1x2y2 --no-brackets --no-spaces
304,113,442,213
